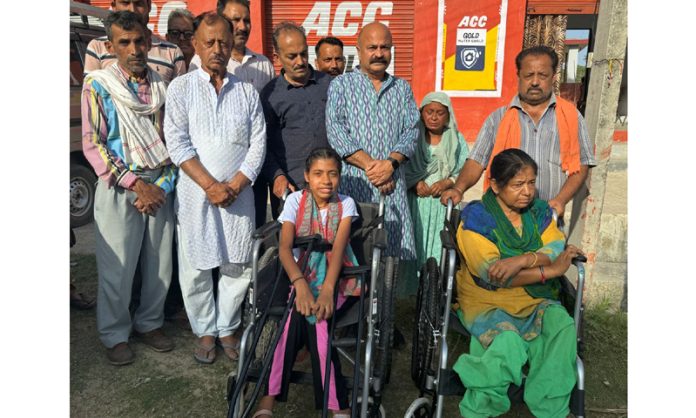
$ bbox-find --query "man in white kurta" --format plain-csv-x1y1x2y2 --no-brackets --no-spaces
164,13,266,363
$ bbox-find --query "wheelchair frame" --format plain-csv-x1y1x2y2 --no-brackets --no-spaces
226,195,396,418
405,200,587,418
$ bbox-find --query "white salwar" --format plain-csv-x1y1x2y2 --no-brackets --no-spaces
165,69,266,336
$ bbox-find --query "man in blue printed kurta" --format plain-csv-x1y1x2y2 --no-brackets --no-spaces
326,22,419,260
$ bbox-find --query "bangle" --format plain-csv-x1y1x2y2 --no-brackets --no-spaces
527,252,538,268
290,275,305,285
452,186,464,195
538,265,546,284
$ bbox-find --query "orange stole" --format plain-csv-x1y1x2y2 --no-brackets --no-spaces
484,96,581,190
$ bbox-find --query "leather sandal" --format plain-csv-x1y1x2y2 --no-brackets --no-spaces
252,409,273,418
218,336,240,361
193,341,216,364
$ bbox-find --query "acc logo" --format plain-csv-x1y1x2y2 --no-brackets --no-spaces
460,48,480,69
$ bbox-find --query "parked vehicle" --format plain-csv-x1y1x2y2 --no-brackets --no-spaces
70,2,108,227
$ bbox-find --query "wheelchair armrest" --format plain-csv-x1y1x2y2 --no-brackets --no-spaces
373,228,387,250
253,221,281,239
294,234,323,248
341,265,371,276
440,230,456,250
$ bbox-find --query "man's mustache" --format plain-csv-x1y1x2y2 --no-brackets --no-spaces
370,58,388,64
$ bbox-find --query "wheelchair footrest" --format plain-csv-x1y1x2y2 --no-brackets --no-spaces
246,367,357,389
438,369,465,396
333,336,361,348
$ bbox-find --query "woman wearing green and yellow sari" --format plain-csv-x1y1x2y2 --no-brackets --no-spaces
402,92,469,296
453,149,583,418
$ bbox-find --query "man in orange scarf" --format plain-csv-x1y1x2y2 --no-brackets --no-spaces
441,46,595,218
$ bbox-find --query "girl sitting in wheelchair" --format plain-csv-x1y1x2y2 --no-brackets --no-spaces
453,149,583,418
254,147,357,418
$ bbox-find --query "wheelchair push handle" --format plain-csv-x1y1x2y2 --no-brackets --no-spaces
446,198,454,221
572,254,587,265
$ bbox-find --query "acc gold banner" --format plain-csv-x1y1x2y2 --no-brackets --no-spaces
436,0,508,97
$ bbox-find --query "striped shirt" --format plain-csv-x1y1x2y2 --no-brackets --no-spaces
468,95,596,201
81,65,176,193
189,47,274,92
84,35,186,85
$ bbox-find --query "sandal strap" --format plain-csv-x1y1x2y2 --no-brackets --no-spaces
252,409,273,418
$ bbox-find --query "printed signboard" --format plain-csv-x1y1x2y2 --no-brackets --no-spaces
436,0,508,97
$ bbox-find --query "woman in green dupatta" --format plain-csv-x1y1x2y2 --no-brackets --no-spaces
453,149,584,418
400,92,468,296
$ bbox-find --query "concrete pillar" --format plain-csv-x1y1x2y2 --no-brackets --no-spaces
567,0,627,307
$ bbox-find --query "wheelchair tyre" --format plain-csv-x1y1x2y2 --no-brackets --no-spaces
411,258,441,392
355,396,386,418
242,246,278,329
404,397,432,418
374,256,396,391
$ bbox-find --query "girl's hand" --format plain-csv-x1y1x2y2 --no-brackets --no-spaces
293,279,315,317
313,286,335,322
415,181,430,197
488,256,528,286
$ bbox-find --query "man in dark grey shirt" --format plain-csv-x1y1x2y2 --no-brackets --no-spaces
261,22,332,217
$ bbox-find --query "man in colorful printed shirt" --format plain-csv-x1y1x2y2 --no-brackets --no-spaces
326,22,420,261
84,0,186,85
81,11,177,366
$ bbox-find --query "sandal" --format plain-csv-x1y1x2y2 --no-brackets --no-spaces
252,409,273,418
218,336,240,361
193,340,216,364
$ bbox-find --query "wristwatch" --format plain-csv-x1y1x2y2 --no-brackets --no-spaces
387,156,400,170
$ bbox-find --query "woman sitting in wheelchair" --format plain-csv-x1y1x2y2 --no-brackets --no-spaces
453,148,583,418
254,147,356,418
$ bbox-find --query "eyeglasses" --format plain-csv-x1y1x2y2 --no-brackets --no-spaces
168,30,194,40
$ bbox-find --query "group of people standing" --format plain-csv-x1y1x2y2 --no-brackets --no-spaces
79,0,596,416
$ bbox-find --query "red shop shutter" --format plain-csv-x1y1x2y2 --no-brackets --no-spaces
263,0,415,81
88,0,190,37
526,0,600,15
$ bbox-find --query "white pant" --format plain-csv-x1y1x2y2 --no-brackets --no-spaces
177,226,250,338
94,180,174,348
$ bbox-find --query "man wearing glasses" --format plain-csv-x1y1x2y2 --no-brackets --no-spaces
84,0,186,85
166,9,195,71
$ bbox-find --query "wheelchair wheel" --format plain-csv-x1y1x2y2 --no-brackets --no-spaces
404,397,432,418
411,257,441,392
373,256,396,391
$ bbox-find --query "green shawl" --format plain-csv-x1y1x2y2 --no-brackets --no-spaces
404,92,463,189
480,189,560,300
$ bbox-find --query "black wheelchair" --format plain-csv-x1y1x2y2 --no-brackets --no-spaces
226,195,398,418
405,200,587,418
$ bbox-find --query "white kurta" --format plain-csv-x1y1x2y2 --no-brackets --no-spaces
165,69,266,270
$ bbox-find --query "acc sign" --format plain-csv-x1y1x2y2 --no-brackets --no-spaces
455,27,486,71
302,1,393,37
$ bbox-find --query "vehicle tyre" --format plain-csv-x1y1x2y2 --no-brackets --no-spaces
70,163,96,227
